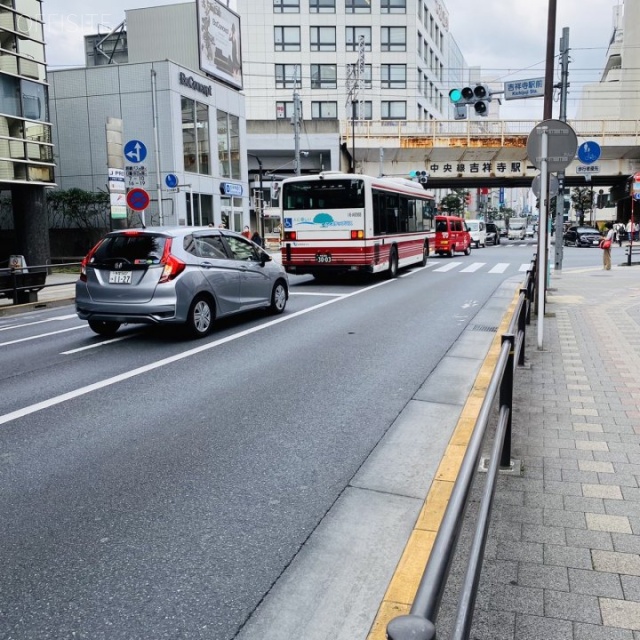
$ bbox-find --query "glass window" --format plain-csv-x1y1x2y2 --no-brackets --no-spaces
217,109,229,178
229,114,240,180
273,0,300,12
282,179,365,210
15,0,43,22
275,64,301,89
345,27,371,51
381,64,406,89
346,63,372,88
310,26,335,51
183,98,210,176
193,234,227,258
0,74,21,117
310,64,337,89
274,26,300,51
225,235,259,261
345,0,371,13
309,0,335,12
381,0,406,13
20,79,47,121
381,27,406,51
311,101,337,119
93,234,168,265
182,97,196,173
381,101,406,119
196,103,210,175
276,101,295,119
350,100,372,120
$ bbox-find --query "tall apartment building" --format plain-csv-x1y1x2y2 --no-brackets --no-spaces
0,0,55,263
237,0,461,124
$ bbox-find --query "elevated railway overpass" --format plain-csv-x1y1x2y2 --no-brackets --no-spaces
342,119,640,190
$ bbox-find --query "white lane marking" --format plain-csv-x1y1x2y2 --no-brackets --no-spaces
0,278,393,426
488,263,509,274
0,313,77,332
460,262,485,273
519,263,531,271
290,292,343,297
433,261,463,272
62,335,136,355
0,325,85,347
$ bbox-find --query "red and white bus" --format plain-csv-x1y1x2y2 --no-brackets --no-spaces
280,172,436,279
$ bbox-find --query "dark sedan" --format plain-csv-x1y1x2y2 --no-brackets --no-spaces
485,222,500,245
563,225,603,248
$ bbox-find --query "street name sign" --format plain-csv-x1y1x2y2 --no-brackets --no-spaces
504,78,545,100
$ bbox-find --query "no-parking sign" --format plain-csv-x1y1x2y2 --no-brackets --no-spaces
126,188,150,211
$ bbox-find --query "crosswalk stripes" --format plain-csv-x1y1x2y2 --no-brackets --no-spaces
432,261,463,272
422,261,538,274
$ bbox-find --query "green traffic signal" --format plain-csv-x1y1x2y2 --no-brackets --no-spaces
449,88,462,103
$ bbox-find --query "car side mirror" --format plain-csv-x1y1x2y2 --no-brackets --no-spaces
261,251,272,264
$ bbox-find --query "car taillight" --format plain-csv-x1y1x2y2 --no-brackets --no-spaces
158,239,186,283
79,240,103,282
284,231,297,241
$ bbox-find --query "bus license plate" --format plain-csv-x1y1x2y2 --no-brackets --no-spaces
315,253,332,263
109,271,132,284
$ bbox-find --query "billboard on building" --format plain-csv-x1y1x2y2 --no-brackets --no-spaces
196,0,243,90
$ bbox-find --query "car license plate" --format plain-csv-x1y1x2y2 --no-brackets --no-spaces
316,253,332,263
109,270,132,284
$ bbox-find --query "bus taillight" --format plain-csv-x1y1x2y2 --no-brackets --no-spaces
350,230,364,240
284,231,297,241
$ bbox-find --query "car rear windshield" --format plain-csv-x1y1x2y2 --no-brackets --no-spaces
93,234,168,265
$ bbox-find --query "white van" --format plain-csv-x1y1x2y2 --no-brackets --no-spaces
466,219,486,248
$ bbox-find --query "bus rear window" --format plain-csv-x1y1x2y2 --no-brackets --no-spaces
282,179,365,211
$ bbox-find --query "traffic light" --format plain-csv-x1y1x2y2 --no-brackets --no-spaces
410,170,428,184
472,84,490,116
449,84,492,118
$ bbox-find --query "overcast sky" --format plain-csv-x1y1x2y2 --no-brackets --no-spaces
43,0,619,120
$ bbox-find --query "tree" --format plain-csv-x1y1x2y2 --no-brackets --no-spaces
47,188,110,241
439,189,467,214
570,187,593,226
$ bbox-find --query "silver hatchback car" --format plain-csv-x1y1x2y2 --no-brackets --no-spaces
76,227,289,338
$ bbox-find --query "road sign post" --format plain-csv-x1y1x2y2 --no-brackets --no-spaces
526,120,578,351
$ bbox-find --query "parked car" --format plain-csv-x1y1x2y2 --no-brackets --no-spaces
76,227,289,338
485,222,500,245
562,225,603,248
466,219,486,248
434,215,472,257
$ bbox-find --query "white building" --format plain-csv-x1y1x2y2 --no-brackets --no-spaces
238,0,456,124
49,2,250,231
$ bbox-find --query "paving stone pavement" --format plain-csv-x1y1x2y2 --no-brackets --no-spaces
453,264,640,640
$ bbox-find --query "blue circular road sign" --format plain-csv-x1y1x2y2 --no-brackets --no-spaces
165,173,178,189
577,141,601,165
126,188,150,211
124,139,147,164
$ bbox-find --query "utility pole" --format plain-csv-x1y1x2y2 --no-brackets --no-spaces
554,27,570,272
292,67,302,176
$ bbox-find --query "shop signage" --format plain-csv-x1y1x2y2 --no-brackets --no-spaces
179,72,212,97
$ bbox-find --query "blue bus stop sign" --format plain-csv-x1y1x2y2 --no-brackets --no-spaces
577,141,601,165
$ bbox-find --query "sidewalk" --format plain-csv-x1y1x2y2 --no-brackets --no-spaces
0,272,76,313
460,263,640,639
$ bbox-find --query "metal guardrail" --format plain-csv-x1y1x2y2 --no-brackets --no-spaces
341,119,640,143
386,255,537,640
0,261,80,305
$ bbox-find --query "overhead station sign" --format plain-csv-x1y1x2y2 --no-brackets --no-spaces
504,77,545,101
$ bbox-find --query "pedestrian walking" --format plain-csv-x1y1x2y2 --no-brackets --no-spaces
601,221,615,270
251,230,263,247
241,225,251,239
